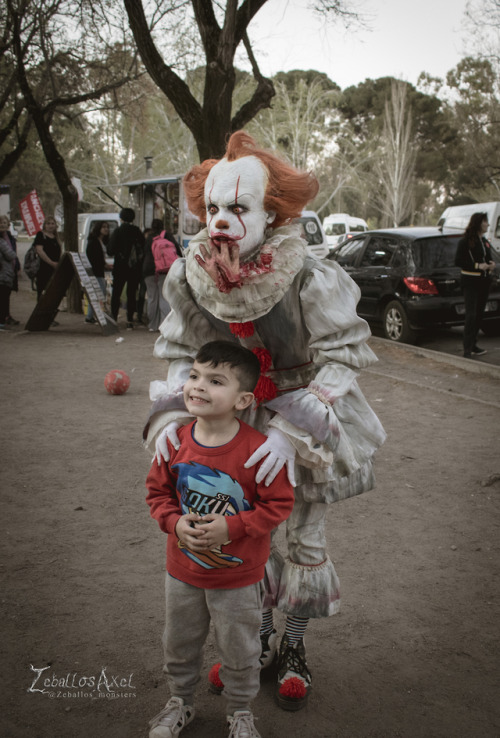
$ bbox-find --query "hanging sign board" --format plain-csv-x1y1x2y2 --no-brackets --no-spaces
25,251,119,336
19,190,45,237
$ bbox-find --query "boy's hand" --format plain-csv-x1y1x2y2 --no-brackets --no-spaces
174,514,205,550
192,514,230,549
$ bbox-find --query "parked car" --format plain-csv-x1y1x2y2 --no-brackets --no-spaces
327,226,500,343
323,213,368,250
296,210,329,259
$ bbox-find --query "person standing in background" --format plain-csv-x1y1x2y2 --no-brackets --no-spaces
143,219,178,332
34,216,62,303
0,218,17,331
455,212,496,358
85,220,110,324
0,215,20,325
107,207,145,329
143,219,163,332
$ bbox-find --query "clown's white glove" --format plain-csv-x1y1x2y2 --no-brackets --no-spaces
154,421,181,465
244,427,296,487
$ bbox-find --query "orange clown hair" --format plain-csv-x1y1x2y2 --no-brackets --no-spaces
183,131,319,228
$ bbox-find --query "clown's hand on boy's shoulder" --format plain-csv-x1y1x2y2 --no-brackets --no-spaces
155,421,181,465
245,427,296,487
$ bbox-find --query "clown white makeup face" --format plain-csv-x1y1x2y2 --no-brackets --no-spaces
204,155,275,260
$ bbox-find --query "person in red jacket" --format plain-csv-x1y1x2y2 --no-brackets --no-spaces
146,341,294,738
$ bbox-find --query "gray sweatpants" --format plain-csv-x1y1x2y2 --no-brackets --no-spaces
162,574,263,714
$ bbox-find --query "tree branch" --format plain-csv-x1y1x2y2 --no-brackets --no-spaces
231,30,275,131
234,0,270,45
191,0,220,57
123,0,203,140
0,114,32,180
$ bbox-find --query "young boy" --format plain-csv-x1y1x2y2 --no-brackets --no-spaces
146,341,295,738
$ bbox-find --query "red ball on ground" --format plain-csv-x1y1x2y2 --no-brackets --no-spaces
104,370,130,395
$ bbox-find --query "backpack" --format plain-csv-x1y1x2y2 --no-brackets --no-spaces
23,242,41,280
152,231,178,274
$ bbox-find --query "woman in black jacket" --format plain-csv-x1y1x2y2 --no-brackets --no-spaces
85,220,110,323
455,212,496,357
34,216,62,301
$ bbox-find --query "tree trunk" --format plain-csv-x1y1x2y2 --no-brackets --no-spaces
62,189,81,313
124,0,275,162
198,65,236,159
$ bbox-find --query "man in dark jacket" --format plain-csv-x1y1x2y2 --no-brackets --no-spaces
107,208,145,329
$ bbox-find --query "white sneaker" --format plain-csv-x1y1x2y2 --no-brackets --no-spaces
149,696,195,738
227,710,261,738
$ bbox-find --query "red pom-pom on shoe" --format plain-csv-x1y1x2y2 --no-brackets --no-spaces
229,321,254,338
279,677,307,699
208,663,224,689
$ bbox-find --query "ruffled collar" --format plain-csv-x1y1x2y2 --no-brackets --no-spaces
185,224,306,322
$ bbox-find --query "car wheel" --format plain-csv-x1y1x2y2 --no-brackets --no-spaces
383,300,416,343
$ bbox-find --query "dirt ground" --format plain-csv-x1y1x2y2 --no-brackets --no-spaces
1,266,500,738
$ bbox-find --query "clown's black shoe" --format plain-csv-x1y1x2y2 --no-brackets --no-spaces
275,634,312,711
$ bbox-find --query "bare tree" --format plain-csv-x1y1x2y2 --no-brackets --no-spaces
6,0,139,309
249,75,339,169
374,80,417,226
465,0,500,68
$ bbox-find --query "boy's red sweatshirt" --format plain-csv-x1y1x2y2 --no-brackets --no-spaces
146,420,295,590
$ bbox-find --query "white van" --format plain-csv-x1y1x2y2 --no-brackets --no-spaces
296,210,329,259
323,213,368,249
437,202,500,255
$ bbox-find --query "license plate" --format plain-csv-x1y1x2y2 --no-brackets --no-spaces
456,300,498,315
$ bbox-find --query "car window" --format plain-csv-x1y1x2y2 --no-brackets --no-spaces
495,216,500,239
390,245,409,268
334,236,366,266
350,224,367,233
411,236,462,269
298,217,324,245
324,223,347,236
360,236,399,267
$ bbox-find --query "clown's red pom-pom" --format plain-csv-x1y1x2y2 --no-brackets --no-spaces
252,347,272,372
208,663,224,689
229,321,254,338
253,375,278,405
278,677,307,699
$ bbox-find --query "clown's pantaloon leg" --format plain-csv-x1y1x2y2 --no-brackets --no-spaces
277,494,341,619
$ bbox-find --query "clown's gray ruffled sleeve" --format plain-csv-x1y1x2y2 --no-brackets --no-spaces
266,259,386,475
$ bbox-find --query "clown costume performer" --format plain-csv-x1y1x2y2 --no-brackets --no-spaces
144,132,386,711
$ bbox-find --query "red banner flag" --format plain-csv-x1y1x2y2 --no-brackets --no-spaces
19,190,45,237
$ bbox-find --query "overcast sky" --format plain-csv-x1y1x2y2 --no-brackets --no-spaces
245,0,469,90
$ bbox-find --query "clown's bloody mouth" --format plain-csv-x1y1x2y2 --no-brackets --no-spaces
210,235,239,249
